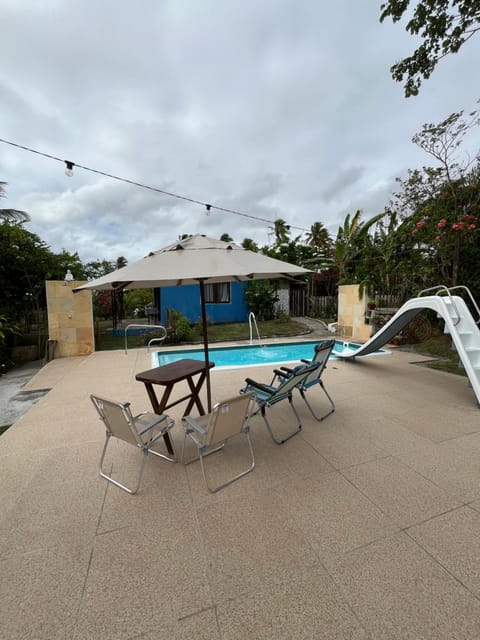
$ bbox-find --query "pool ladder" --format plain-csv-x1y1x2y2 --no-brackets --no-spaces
123,323,167,355
249,312,261,345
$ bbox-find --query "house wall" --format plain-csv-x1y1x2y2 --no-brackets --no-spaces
158,282,250,325
46,281,94,356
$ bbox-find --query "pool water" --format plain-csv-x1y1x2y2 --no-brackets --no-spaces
154,340,363,369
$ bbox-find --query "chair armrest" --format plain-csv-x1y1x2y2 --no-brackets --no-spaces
244,378,274,395
300,359,312,364
134,412,168,436
273,368,289,379
182,415,207,435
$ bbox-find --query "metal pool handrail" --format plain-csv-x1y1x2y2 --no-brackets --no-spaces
124,324,167,355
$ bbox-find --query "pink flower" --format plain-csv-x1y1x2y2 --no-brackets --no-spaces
452,222,465,231
416,220,426,229
435,235,441,241
468,224,476,231
437,218,447,229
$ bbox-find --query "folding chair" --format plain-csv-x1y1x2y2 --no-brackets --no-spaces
181,393,255,493
241,362,320,445
272,339,336,421
91,394,176,495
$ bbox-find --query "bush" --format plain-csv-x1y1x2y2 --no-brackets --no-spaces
164,308,192,344
243,281,279,321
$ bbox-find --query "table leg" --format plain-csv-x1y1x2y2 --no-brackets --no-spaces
184,372,207,416
144,383,175,456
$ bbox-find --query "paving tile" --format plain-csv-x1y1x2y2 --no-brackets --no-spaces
407,506,480,597
133,608,221,639
0,542,90,640
0,447,105,560
396,437,480,503
300,419,389,469
342,455,461,528
327,531,480,639
216,567,369,639
273,472,399,562
195,487,321,601
73,523,212,640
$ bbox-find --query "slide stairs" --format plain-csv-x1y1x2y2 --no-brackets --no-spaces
336,286,480,406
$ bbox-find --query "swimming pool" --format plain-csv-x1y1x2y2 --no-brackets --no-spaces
152,339,383,369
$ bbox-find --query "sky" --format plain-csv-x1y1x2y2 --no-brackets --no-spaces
1,0,479,266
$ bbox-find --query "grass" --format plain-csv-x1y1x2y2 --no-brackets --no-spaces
398,333,467,376
96,318,309,351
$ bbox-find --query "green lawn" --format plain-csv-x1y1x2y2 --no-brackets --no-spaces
96,318,309,351
398,334,467,376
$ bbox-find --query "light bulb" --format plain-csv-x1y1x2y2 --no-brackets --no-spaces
64,161,75,177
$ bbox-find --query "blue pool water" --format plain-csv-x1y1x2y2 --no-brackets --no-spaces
154,340,364,369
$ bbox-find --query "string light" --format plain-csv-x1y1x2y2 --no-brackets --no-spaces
64,160,74,177
0,137,308,233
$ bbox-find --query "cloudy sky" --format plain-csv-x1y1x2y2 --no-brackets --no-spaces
1,0,479,265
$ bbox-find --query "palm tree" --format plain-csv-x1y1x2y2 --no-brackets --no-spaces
273,218,290,244
0,182,30,223
306,221,333,254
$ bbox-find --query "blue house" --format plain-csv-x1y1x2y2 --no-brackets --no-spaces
155,281,250,325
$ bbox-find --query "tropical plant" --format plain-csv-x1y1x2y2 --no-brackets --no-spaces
243,280,279,321
0,182,30,223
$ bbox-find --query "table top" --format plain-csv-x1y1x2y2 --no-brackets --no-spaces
135,358,215,385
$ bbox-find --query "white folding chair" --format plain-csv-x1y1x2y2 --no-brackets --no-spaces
91,394,176,494
181,393,255,493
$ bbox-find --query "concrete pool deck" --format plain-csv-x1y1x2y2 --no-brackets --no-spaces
2,342,480,639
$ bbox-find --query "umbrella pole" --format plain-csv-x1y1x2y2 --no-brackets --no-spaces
199,280,212,412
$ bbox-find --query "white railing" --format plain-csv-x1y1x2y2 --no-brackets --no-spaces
123,324,167,355
248,312,261,345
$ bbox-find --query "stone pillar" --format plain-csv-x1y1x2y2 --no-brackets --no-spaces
45,281,94,357
337,284,372,341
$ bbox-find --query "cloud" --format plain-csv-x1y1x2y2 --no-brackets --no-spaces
1,0,479,263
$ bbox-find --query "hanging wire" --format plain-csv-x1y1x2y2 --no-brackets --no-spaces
0,137,308,232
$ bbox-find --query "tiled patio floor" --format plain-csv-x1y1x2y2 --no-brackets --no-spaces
2,343,480,639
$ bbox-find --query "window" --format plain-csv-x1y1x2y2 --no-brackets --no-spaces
204,282,231,303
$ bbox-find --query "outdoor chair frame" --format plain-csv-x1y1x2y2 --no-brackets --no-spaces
181,393,255,493
272,339,336,421
242,362,320,444
91,394,176,495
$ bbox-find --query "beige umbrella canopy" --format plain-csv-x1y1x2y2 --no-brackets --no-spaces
75,234,311,408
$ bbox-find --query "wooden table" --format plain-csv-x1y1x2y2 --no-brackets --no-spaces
135,359,215,455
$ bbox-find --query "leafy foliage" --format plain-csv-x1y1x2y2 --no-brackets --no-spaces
380,0,480,96
243,280,279,321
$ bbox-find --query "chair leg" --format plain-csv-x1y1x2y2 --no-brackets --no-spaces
300,381,335,422
260,395,303,445
99,432,147,494
198,431,255,493
145,418,177,462
181,428,225,465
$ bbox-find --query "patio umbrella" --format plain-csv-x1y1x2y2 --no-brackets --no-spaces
74,234,311,410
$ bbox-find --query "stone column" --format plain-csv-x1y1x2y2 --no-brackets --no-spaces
45,281,94,357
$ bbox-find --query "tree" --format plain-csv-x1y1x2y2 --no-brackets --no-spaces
241,238,259,252
220,233,233,243
380,0,480,97
392,107,480,289
0,182,30,223
305,221,333,255
272,218,291,244
333,210,386,284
